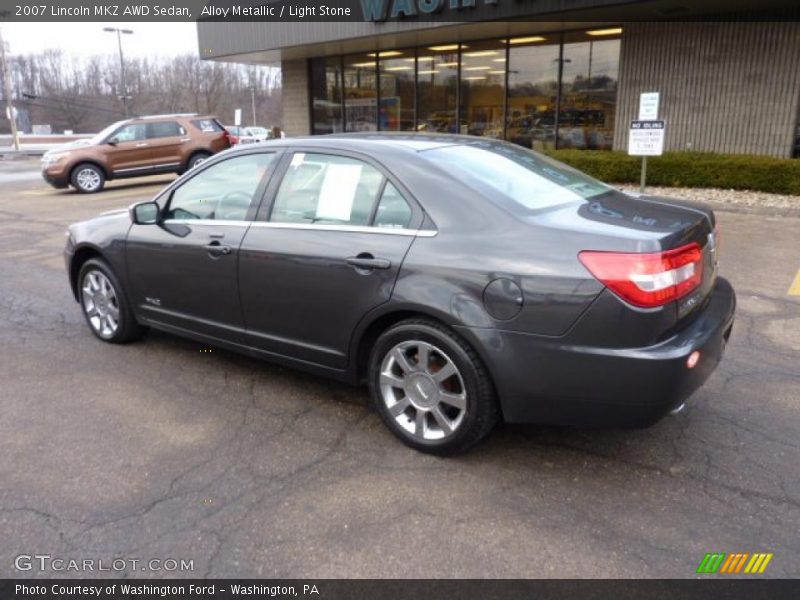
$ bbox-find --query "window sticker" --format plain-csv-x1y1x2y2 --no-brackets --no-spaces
316,164,363,222
290,153,306,168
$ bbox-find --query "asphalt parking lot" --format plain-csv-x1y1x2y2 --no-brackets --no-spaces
0,157,798,579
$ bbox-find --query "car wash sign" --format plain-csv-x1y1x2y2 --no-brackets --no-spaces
361,0,505,21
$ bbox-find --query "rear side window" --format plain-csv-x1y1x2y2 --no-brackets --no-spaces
147,121,185,138
374,183,412,229
422,143,613,212
192,119,224,133
270,153,384,226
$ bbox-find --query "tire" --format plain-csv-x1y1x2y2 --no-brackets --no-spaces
71,163,105,193
187,152,211,170
77,258,145,344
368,318,499,455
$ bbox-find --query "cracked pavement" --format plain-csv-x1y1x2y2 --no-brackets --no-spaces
0,159,798,578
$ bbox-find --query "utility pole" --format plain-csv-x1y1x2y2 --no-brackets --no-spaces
250,86,257,127
0,27,20,151
103,27,134,117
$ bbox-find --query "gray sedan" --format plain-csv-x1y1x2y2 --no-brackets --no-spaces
64,134,735,454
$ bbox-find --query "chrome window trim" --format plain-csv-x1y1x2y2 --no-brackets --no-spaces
160,219,437,237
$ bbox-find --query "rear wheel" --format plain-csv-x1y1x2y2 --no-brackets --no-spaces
187,152,211,170
71,163,105,193
78,258,144,344
368,319,499,455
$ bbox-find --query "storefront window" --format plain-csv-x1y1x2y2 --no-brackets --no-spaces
308,29,622,149
379,50,416,131
461,40,506,138
507,37,560,151
417,45,460,134
310,57,343,135
559,30,621,150
344,53,378,132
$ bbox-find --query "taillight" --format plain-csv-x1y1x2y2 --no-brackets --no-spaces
579,242,703,308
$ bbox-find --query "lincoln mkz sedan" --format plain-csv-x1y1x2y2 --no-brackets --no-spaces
64,134,736,454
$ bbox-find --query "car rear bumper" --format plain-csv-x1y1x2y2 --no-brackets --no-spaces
459,277,736,427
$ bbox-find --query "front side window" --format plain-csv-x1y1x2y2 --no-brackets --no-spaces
113,123,147,143
422,142,612,211
271,153,384,226
148,121,184,138
165,153,277,221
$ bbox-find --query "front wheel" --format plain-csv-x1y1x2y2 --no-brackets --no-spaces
78,258,145,344
71,163,105,193
368,319,499,455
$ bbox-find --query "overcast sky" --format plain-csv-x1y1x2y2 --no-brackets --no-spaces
2,23,199,58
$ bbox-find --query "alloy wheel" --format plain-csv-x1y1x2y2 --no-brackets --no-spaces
379,340,467,441
81,270,120,339
76,168,101,192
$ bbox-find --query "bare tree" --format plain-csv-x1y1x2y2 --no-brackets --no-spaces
3,51,282,134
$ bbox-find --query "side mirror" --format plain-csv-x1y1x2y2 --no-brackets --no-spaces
107,137,119,146
131,201,160,225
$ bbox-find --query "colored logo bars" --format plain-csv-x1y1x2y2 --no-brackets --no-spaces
696,552,773,574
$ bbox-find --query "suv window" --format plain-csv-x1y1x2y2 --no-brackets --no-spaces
165,153,277,222
374,182,412,229
112,123,147,143
147,121,185,139
271,153,384,226
191,119,223,133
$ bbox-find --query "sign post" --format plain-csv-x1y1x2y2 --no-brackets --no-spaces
628,92,664,193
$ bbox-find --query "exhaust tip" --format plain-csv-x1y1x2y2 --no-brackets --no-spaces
668,403,686,416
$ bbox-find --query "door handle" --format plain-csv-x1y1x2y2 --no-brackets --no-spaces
135,143,149,148
204,241,232,258
346,255,391,271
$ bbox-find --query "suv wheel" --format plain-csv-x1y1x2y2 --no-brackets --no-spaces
78,258,145,344
368,319,499,455
71,163,105,193
187,152,211,170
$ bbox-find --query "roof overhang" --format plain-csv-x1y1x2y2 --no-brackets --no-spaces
197,0,800,65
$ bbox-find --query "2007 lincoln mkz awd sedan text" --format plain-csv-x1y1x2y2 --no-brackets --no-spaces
64,134,736,454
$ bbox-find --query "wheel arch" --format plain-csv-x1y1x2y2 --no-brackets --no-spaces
351,305,499,400
69,244,104,301
70,160,109,181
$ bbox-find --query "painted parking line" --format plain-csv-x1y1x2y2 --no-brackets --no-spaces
21,186,166,200
789,269,800,296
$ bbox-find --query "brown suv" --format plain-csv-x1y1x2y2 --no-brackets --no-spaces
41,114,231,193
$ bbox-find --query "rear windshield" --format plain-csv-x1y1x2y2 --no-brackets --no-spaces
191,118,224,133
422,142,613,212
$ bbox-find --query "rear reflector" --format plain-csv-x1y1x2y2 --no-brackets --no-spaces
687,351,701,369
579,242,704,308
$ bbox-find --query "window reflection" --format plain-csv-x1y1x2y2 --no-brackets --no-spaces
559,33,621,150
417,45,459,133
507,39,560,151
461,41,506,138
379,50,416,131
310,57,343,134
344,54,378,132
